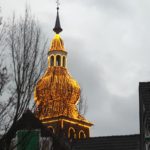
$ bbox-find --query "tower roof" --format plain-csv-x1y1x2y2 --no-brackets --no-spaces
50,7,65,51
53,7,63,34
50,34,65,51
34,3,93,136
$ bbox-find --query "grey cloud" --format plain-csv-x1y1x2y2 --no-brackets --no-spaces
65,36,139,136
2,0,150,137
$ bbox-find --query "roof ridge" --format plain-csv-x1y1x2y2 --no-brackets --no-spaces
89,134,140,139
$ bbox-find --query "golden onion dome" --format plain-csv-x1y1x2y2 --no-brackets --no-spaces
50,34,65,51
34,5,92,126
34,67,86,121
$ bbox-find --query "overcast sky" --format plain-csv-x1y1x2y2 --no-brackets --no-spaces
1,0,150,137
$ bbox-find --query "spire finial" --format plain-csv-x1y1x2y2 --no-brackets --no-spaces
53,0,63,34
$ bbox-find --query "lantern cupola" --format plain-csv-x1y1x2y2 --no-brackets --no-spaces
48,7,67,68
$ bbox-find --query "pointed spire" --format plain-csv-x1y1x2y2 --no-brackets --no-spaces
53,7,63,34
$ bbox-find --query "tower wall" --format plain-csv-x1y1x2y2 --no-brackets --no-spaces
43,118,90,140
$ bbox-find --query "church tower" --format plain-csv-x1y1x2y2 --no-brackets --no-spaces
34,6,92,140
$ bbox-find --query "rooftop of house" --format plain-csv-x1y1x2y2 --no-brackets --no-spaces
72,134,140,150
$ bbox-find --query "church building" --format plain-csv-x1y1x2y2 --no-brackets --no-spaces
34,6,92,140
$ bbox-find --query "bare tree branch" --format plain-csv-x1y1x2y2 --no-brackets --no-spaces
0,7,47,149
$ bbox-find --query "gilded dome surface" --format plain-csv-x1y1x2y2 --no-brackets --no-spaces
50,34,65,51
34,67,85,120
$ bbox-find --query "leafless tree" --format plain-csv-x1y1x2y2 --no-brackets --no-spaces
0,28,7,95
0,6,10,133
0,7,48,149
8,8,47,122
0,6,8,94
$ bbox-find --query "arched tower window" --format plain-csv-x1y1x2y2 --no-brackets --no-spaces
63,56,66,67
68,127,76,139
49,126,55,134
50,56,54,66
79,130,86,139
56,55,61,66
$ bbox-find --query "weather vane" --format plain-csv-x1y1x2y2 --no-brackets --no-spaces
56,0,60,9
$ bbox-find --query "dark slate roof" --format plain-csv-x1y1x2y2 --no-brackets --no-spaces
139,82,150,128
72,134,140,150
139,82,150,110
139,82,150,150
2,110,71,150
6,110,53,138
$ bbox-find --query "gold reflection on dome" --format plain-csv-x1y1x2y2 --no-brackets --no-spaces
50,34,65,51
34,67,87,121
